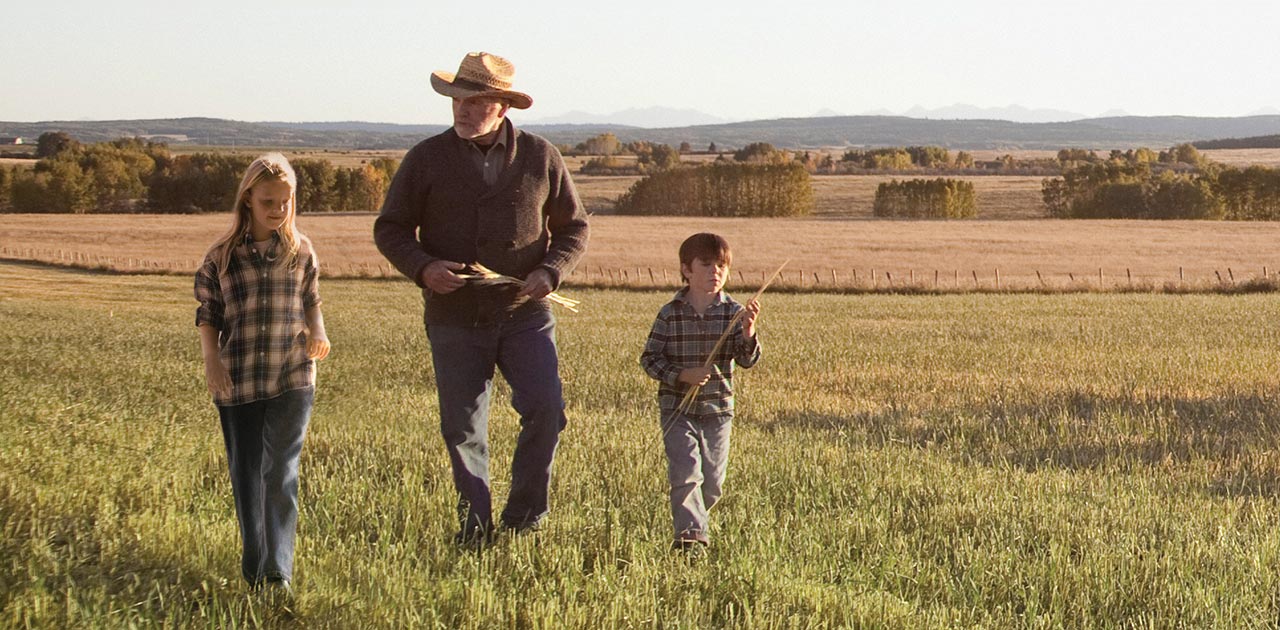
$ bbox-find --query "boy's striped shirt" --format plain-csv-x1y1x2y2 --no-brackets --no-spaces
640,288,761,421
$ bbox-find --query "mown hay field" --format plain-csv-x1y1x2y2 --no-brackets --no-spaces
4,213,1280,291
6,260,1280,627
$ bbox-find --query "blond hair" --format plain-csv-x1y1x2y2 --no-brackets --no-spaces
207,153,302,271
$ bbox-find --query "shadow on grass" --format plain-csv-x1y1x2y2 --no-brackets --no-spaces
762,390,1280,497
0,482,303,627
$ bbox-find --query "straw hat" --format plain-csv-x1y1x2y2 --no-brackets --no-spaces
430,52,533,109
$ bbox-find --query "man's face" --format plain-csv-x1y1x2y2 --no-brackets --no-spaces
452,96,510,141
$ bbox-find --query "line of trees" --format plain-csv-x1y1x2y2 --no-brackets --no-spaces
0,132,398,214
873,178,978,219
1041,158,1280,220
614,162,813,217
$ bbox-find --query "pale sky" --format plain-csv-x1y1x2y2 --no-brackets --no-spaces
6,0,1280,124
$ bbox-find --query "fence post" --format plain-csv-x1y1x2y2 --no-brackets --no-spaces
1127,268,1132,287
1036,270,1044,287
1098,268,1104,288
972,270,979,288
995,268,1000,290
1179,266,1184,287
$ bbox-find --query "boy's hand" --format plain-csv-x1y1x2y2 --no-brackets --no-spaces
421,259,467,294
678,366,713,387
307,333,331,360
203,356,233,399
741,298,761,338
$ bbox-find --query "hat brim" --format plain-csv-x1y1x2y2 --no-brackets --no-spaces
431,72,532,109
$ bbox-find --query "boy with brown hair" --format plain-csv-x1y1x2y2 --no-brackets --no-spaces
640,232,761,550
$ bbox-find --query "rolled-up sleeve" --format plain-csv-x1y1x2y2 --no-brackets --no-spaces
302,250,322,309
194,256,224,329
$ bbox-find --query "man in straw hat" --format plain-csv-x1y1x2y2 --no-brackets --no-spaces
375,52,589,546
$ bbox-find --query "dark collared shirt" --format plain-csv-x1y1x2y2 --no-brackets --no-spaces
195,232,322,406
465,123,509,186
641,288,762,421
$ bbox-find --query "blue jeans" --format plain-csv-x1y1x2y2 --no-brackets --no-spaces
217,386,313,586
426,309,567,535
663,411,732,543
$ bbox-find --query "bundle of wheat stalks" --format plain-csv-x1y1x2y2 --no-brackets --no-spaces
675,260,790,416
457,263,581,312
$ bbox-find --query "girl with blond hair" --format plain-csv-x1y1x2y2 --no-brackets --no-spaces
194,153,329,598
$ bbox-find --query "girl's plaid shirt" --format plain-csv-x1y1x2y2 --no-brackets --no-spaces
640,289,761,421
195,233,322,407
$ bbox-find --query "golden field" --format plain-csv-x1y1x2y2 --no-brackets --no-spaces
3,213,1280,290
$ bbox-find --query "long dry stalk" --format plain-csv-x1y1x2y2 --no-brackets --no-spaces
457,262,581,312
670,260,790,422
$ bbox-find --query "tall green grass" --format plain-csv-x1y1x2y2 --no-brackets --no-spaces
4,261,1280,628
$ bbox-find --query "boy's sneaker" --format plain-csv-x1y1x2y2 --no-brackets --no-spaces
672,530,709,553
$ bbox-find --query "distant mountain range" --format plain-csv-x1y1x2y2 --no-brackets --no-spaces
525,106,731,127
7,114,1280,151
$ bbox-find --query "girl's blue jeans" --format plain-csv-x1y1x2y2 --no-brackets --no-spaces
217,386,313,586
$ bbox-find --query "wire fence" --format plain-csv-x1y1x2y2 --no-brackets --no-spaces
3,245,1278,294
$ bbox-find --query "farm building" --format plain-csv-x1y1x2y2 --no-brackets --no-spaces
0,137,24,145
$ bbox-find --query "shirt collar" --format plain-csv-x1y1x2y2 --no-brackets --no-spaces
464,119,509,154
241,230,280,262
672,286,726,308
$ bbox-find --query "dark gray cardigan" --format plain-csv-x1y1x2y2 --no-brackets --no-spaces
374,120,589,326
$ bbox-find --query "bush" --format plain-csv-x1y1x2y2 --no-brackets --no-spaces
1213,166,1280,220
614,162,812,217
579,156,644,176
733,142,784,163
0,167,10,210
1043,161,1225,219
873,178,977,219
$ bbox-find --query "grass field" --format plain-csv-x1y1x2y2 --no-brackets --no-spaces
5,260,1280,627
5,214,1280,291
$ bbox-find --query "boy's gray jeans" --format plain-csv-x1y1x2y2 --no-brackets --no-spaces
663,411,732,543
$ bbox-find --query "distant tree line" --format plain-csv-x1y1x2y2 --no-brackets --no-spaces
578,137,683,175
873,179,977,219
0,132,398,214
1041,144,1280,219
1192,135,1280,150
614,162,812,217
